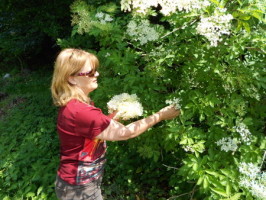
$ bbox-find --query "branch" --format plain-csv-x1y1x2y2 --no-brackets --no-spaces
167,186,199,200
260,150,266,170
245,47,266,53
161,19,197,39
162,164,179,170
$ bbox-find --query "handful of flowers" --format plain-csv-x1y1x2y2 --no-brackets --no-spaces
107,93,143,120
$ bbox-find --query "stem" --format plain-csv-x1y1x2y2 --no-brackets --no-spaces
245,47,265,53
167,186,198,200
260,150,266,170
161,19,197,39
162,164,179,170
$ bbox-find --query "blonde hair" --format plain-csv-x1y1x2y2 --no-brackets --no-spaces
51,48,99,107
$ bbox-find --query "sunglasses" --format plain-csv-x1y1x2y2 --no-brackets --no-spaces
76,70,97,77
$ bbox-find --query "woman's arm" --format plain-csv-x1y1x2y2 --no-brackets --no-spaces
95,106,180,141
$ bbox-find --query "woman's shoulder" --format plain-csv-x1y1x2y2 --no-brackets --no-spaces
67,99,99,112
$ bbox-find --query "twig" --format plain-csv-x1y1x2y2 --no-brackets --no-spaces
167,187,199,200
190,184,197,200
162,164,179,170
245,47,266,53
161,19,197,39
260,150,266,170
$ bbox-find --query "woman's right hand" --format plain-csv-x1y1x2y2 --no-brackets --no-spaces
157,105,180,121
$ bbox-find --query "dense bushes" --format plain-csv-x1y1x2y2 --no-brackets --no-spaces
0,0,72,70
59,0,266,199
0,0,265,199
0,71,58,200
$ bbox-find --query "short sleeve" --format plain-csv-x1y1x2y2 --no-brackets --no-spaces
75,106,111,139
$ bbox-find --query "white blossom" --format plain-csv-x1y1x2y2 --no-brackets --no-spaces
240,178,266,200
126,20,160,45
95,12,113,24
239,162,266,199
239,162,261,179
196,11,233,46
107,93,143,120
165,97,181,109
121,0,210,16
234,122,252,144
216,137,238,152
105,53,111,57
183,145,195,152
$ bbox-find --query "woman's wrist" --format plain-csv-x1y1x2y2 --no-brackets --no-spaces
154,112,163,122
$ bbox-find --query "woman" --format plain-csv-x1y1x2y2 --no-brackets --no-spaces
51,48,180,200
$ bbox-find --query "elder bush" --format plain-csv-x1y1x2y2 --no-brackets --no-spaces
56,0,266,199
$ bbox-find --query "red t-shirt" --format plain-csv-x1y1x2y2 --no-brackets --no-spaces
56,99,111,185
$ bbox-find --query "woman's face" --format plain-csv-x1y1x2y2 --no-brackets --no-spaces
72,60,99,95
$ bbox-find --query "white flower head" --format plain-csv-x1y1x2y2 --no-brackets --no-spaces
107,93,144,120
95,12,113,24
234,122,252,144
196,9,233,46
165,97,181,109
216,137,239,152
126,19,160,45
239,162,266,199
239,162,260,179
121,0,210,16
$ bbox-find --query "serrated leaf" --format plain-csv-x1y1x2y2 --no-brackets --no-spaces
26,192,35,197
226,183,231,196
230,193,242,200
242,21,250,33
205,170,220,177
203,176,209,189
239,15,251,20
210,187,228,197
220,169,232,177
209,0,220,6
37,186,43,195
197,176,204,185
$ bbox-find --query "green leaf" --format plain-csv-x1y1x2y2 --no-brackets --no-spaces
226,183,231,196
203,176,209,189
210,187,228,197
197,176,204,185
251,11,263,20
209,0,220,6
230,193,242,200
242,21,250,33
37,186,43,195
220,169,232,177
205,170,220,177
26,192,35,198
239,15,251,20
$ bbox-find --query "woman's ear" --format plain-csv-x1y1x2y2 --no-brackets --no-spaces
68,76,77,85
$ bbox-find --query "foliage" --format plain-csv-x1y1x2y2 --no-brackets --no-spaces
0,0,265,199
0,71,58,200
0,0,72,70
58,0,266,199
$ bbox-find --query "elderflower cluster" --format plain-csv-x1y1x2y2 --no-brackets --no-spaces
126,20,160,45
239,162,266,200
216,137,238,152
107,93,143,120
121,0,210,16
239,162,261,178
196,9,233,46
234,122,252,145
165,97,181,109
95,12,113,24
183,145,195,152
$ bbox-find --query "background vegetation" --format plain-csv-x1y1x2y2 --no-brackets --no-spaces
0,0,265,199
